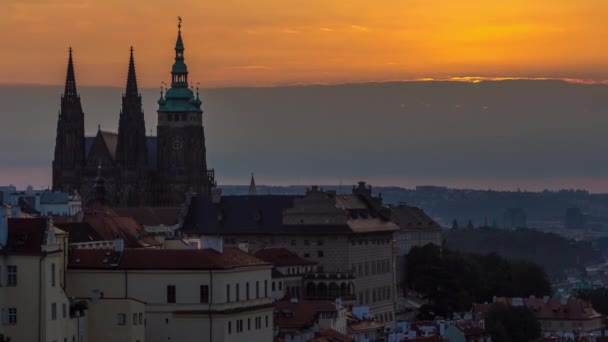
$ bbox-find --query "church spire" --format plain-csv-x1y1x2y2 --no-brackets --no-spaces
64,47,78,101
171,16,188,88
125,46,138,97
248,173,257,195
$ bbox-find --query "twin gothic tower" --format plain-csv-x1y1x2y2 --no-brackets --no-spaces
52,21,215,206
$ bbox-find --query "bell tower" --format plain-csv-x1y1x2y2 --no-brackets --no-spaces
156,18,212,204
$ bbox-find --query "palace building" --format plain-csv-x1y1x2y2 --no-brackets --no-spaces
52,20,215,207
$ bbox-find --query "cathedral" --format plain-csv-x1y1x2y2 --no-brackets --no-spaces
52,21,216,207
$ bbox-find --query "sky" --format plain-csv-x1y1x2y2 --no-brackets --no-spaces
2,1,608,192
1,0,608,87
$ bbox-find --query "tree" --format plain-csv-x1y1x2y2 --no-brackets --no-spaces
405,245,551,319
578,288,608,315
485,304,540,342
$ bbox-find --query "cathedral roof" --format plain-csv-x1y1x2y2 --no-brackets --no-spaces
85,135,157,170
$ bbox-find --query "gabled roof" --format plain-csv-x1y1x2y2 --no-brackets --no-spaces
254,248,317,267
113,207,181,227
390,205,442,230
86,130,117,163
55,222,104,243
82,203,161,248
5,218,50,255
85,136,157,170
274,300,337,328
181,195,299,235
68,247,270,270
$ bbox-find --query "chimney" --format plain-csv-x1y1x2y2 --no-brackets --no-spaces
0,204,8,247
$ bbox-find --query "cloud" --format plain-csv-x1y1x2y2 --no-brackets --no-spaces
350,25,369,32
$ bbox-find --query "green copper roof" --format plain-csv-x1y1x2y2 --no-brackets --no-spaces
172,60,188,74
158,18,202,113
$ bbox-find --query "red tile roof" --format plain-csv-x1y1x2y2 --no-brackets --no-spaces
5,218,49,255
81,203,161,248
474,297,603,321
113,207,181,227
274,300,337,328
254,247,317,267
453,322,488,337
313,329,353,342
68,247,270,270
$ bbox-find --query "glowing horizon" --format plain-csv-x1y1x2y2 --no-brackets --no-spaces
1,0,608,88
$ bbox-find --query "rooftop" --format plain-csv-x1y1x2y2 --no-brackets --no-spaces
5,218,57,255
474,296,603,321
254,247,317,267
68,247,270,270
274,299,337,328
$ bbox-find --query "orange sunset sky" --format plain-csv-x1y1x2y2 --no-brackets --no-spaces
1,0,608,87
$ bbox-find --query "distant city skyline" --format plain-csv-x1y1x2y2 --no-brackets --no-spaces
1,1,608,87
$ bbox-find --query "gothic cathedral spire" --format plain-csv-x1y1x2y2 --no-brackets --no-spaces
52,48,86,193
116,47,148,171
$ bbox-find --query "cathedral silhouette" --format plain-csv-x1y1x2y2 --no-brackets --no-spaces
52,20,215,207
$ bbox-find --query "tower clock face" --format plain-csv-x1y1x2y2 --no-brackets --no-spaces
172,137,184,151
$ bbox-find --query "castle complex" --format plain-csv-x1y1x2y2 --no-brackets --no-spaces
52,20,214,207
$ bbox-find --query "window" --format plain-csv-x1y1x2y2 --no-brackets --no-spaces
226,284,231,302
317,240,324,246
0,265,2,286
364,263,369,276
8,308,16,325
236,283,240,301
272,281,276,291
200,285,209,304
62,303,67,318
365,290,370,304
138,313,143,325
51,263,56,287
256,281,260,298
167,285,176,303
133,313,138,325
265,315,269,328
372,262,376,274
248,318,251,330
279,282,283,291
7,265,17,287
117,313,126,326
264,280,268,297
228,321,232,334
291,240,296,246
51,303,57,320
237,319,243,332
304,240,310,246
304,252,310,258
246,282,250,300
317,250,324,257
